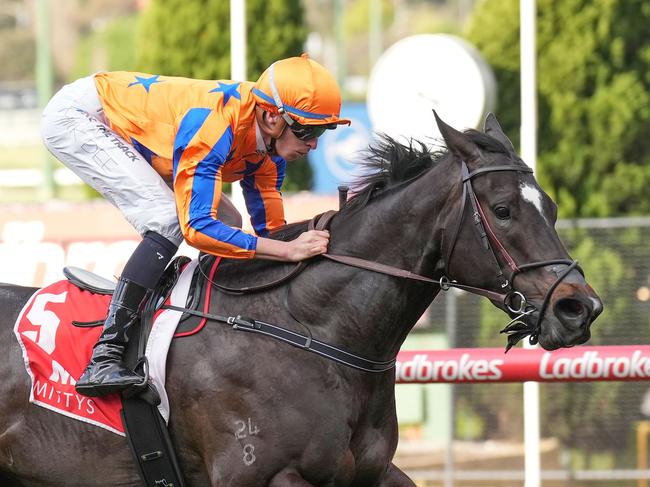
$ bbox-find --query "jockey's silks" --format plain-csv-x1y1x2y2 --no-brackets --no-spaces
94,72,286,259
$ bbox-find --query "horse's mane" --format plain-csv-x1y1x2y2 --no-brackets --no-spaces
269,129,510,242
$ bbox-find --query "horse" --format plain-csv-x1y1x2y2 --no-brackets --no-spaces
0,113,602,486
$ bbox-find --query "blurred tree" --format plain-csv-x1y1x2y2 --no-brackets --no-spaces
137,0,306,81
283,156,313,192
466,0,650,218
57,0,138,83
0,0,35,81
0,29,35,81
71,16,138,80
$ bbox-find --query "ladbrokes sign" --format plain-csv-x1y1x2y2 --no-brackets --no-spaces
396,346,650,383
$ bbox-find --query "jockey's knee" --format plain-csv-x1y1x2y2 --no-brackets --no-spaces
136,215,184,249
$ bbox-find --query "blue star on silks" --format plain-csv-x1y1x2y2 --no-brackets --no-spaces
236,160,260,178
128,74,163,92
209,82,241,106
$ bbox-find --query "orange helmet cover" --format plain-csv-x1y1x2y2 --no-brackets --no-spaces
253,54,351,126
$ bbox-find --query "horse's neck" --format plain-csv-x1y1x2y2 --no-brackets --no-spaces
293,161,456,361
334,172,450,274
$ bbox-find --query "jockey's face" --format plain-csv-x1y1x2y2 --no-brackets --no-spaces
255,108,323,161
274,123,318,161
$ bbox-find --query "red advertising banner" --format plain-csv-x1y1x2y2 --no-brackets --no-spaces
396,346,650,383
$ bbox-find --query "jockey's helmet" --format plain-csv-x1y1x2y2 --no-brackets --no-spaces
253,54,351,136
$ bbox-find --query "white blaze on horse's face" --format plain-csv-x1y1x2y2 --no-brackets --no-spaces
520,183,548,224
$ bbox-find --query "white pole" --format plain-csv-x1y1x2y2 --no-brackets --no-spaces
230,0,247,218
520,1,541,487
444,290,457,487
520,0,537,173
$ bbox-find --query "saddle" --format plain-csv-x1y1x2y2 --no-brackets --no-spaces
65,258,218,342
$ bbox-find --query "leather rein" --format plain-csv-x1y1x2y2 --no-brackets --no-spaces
209,162,580,318
202,210,512,303
167,160,581,372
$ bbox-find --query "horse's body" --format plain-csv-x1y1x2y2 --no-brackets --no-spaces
0,115,602,486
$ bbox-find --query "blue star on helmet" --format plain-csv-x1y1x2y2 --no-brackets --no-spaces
210,82,241,106
128,74,163,92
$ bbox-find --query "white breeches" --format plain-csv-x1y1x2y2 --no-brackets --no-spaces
40,75,183,245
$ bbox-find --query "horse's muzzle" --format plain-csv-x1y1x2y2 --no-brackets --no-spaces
554,294,602,332
540,285,603,349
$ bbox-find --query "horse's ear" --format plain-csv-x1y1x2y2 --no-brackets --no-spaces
484,112,516,153
433,110,481,163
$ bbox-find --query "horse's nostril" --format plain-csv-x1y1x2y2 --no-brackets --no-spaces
555,298,588,319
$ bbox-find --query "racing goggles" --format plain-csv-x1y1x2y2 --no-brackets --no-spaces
289,122,337,141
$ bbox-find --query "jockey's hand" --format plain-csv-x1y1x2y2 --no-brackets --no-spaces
286,230,330,261
255,230,330,262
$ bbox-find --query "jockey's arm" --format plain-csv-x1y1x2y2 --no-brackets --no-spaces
173,112,328,261
241,155,329,262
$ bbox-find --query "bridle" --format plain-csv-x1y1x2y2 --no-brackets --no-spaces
192,159,583,362
442,160,581,349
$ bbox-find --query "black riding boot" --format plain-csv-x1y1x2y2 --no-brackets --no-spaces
76,278,151,397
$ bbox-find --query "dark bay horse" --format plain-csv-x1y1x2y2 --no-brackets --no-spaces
0,114,602,486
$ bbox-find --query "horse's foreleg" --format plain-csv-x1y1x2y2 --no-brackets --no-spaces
376,463,416,487
269,468,315,487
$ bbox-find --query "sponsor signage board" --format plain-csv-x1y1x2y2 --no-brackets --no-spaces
396,346,650,383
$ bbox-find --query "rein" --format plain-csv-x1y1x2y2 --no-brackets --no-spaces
173,160,582,373
204,210,512,304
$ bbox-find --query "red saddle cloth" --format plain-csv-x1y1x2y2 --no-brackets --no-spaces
13,281,125,435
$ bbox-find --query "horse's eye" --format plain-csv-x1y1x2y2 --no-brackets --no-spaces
494,206,511,220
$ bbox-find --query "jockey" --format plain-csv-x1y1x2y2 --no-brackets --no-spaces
41,54,350,397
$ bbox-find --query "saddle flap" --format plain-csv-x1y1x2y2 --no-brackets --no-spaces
63,266,116,295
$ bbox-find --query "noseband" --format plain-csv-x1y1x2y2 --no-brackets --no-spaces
443,160,581,350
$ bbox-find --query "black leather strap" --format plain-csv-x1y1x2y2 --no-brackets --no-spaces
162,304,396,373
121,397,186,487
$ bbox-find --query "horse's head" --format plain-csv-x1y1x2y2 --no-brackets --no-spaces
434,112,602,351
